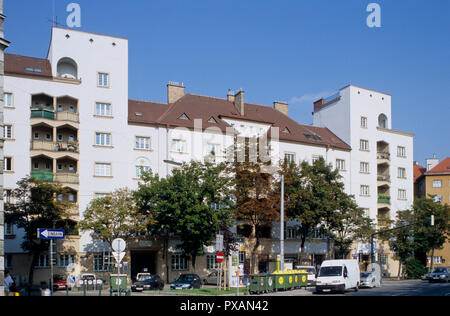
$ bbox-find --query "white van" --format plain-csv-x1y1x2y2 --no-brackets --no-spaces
315,260,360,294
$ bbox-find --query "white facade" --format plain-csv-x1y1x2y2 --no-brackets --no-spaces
3,28,414,280
313,85,414,224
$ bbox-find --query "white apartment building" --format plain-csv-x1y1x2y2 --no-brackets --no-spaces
3,28,413,284
314,85,414,274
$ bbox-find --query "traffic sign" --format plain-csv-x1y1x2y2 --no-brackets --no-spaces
216,251,224,264
112,238,126,252
37,229,65,240
112,251,126,263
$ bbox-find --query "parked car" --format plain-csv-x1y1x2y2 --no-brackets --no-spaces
171,274,202,290
428,267,449,283
296,266,317,286
361,263,382,288
315,260,360,294
53,275,71,291
131,274,165,292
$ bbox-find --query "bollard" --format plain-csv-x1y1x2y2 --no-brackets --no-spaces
83,283,87,296
66,286,69,296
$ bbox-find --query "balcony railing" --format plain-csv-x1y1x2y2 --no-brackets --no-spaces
54,173,79,184
377,152,391,160
31,140,79,153
31,171,54,182
31,109,56,120
57,111,80,123
377,175,391,182
378,195,391,204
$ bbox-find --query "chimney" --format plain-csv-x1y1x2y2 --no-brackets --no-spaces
167,81,185,104
234,89,245,116
314,98,325,112
274,101,289,116
227,89,235,103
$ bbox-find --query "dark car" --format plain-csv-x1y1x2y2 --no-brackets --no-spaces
428,267,449,283
170,274,202,290
131,274,165,292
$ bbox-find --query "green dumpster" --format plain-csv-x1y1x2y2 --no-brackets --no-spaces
274,275,287,291
298,273,308,288
263,275,273,293
110,274,127,293
249,275,265,294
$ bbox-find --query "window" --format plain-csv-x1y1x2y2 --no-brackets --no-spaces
379,254,388,265
360,162,370,174
360,140,369,151
57,164,63,171
398,168,406,179
95,103,112,117
207,255,219,270
5,254,12,269
336,159,346,171
58,134,63,142
94,252,113,272
397,146,406,158
34,132,40,140
36,255,49,268
4,157,12,171
284,153,295,164
433,180,442,188
45,161,51,170
5,222,15,236
33,162,39,170
286,227,297,239
59,254,75,267
398,189,407,200
46,133,51,141
239,251,246,264
312,156,322,163
4,125,12,139
98,73,109,87
4,189,12,204
207,144,221,157
4,93,13,107
362,209,370,217
95,163,112,177
136,136,150,150
361,117,368,128
136,165,150,178
433,195,443,203
433,257,443,265
378,114,388,129
360,185,370,197
96,133,112,147
172,139,187,153
171,254,188,271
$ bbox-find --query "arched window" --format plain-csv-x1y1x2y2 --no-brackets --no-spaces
378,114,388,129
57,57,78,79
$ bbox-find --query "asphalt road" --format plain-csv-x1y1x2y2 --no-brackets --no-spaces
311,280,450,296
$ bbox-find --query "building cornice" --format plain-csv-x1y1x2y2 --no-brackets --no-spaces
377,127,414,137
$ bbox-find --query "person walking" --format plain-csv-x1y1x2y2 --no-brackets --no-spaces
4,271,14,296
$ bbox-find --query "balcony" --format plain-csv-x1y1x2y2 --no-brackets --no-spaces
31,109,56,120
57,111,80,123
31,140,80,154
377,152,391,161
55,173,79,185
377,175,391,182
31,171,54,182
378,194,391,205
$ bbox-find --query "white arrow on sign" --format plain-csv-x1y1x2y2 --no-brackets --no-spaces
42,230,49,238
112,252,126,263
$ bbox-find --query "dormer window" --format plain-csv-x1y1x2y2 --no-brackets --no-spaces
208,117,217,124
135,112,143,117
304,133,322,142
179,113,190,120
283,127,291,134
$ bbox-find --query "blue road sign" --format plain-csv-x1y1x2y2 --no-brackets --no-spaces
38,228,66,240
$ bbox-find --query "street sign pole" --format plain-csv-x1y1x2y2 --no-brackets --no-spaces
50,239,54,296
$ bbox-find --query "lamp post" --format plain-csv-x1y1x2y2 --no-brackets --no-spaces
280,175,285,271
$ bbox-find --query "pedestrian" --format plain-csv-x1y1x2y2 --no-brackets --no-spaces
4,270,15,296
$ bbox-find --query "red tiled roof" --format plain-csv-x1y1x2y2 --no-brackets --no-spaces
5,54,53,78
128,99,169,125
425,157,450,176
129,94,351,151
414,163,426,182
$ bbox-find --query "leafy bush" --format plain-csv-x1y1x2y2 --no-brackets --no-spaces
405,258,427,279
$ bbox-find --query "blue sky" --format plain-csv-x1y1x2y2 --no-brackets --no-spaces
4,0,450,165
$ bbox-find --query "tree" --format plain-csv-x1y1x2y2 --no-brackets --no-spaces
283,158,345,264
226,136,280,274
5,177,73,287
135,161,235,269
389,197,449,278
79,188,150,245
